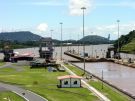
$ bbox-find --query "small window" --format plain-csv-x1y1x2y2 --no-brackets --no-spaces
64,81,68,85
74,81,77,85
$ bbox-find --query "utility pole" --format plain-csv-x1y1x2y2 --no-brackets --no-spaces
81,7,86,75
117,20,120,60
60,22,63,60
102,70,104,89
50,29,53,38
78,34,80,55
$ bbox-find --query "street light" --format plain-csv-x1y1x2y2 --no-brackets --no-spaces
117,20,120,59
91,32,94,58
60,22,63,60
81,7,86,75
50,29,55,53
78,34,80,55
102,70,104,89
50,30,53,38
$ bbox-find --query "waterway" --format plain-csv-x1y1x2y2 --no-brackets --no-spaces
73,62,135,97
0,44,135,60
0,44,135,97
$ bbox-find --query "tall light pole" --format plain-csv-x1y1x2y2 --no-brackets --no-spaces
69,33,71,51
117,20,120,59
50,29,54,52
81,7,86,75
102,70,104,89
78,34,80,55
50,30,53,38
60,22,63,60
91,32,93,58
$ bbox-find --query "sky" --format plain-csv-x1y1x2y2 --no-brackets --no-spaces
0,0,135,40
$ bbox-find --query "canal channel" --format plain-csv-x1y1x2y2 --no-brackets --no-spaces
0,44,135,98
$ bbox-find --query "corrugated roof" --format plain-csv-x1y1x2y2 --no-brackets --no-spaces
57,75,82,80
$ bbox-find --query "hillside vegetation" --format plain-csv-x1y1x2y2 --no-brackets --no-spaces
121,38,135,53
0,32,112,49
79,35,110,44
0,31,41,42
114,30,135,53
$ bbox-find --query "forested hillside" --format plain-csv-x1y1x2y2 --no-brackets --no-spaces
114,30,135,53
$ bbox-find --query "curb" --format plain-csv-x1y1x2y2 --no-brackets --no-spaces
27,90,48,101
12,91,29,101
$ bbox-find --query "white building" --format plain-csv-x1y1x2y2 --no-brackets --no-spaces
57,75,82,88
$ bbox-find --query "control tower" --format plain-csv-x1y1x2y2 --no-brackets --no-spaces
39,37,53,61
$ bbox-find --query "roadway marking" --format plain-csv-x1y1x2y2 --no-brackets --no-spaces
12,91,29,101
27,90,48,101
0,82,47,101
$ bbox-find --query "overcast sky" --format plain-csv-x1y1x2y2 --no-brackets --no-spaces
0,0,135,40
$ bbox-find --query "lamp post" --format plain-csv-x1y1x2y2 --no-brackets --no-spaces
81,7,86,75
50,29,55,53
60,22,63,60
102,70,104,89
50,30,53,38
69,33,71,51
91,32,93,58
95,50,97,58
117,20,120,59
78,34,80,55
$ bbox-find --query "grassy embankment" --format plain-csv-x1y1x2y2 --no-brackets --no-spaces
0,91,25,101
121,38,135,53
64,64,131,101
0,66,99,101
114,30,135,54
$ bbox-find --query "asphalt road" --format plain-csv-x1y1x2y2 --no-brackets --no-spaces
0,62,48,101
0,83,48,101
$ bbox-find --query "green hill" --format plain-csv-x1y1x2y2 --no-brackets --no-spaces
0,31,41,42
79,35,110,44
114,30,135,53
121,38,135,53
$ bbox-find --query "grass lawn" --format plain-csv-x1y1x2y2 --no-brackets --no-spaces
0,61,5,66
0,91,25,101
64,63,131,101
0,66,99,101
89,80,130,101
64,64,84,76
121,38,135,53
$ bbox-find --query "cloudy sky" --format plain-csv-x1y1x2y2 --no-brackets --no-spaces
0,0,135,40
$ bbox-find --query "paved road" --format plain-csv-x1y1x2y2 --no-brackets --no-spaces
0,63,48,101
0,62,25,71
0,86,8,91
0,83,48,101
